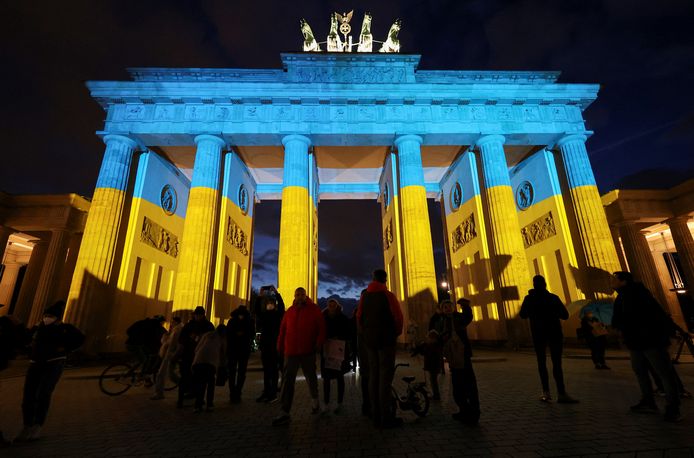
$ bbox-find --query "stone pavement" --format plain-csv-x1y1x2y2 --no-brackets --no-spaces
1,349,694,457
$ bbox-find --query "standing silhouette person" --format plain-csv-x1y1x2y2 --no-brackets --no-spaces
520,275,578,404
357,269,404,428
611,271,681,422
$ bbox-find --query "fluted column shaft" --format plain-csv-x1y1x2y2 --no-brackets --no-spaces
66,134,137,329
667,216,694,299
172,135,225,314
477,135,531,326
15,240,49,325
558,134,621,298
29,230,69,325
617,223,667,305
277,135,313,303
0,226,13,263
395,135,438,331
0,262,22,313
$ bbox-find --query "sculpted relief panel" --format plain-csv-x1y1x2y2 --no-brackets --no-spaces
140,216,179,258
520,211,557,249
226,217,249,256
451,213,477,253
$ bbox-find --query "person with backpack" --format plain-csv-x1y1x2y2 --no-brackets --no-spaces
226,304,254,403
357,269,403,428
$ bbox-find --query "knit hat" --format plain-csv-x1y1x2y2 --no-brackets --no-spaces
44,301,66,320
193,306,206,316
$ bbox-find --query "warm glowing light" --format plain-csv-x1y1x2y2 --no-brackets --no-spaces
440,281,448,288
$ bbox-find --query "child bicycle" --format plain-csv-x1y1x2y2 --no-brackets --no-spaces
99,354,179,396
390,363,430,418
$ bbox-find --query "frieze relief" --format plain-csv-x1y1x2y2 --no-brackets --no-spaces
226,217,249,256
290,66,407,84
140,216,179,258
383,219,394,250
520,211,557,249
451,213,477,253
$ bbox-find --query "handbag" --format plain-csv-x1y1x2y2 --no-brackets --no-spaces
443,318,466,369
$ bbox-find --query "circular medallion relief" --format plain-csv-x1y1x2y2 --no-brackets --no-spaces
515,180,534,210
160,184,177,216
238,184,249,215
450,182,463,211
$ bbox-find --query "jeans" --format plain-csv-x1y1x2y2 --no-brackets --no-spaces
280,354,319,414
366,345,396,425
587,336,607,366
427,370,440,399
178,355,193,404
323,374,345,404
261,349,280,397
192,363,216,409
228,351,250,399
450,361,480,423
533,335,566,394
22,361,65,426
630,347,680,408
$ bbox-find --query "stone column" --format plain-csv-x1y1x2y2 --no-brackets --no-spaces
28,230,69,326
477,135,531,341
0,262,22,312
394,135,438,331
667,216,694,299
15,240,49,325
277,135,313,303
0,226,13,263
617,222,667,306
54,232,83,303
557,134,621,298
172,135,225,314
66,134,137,329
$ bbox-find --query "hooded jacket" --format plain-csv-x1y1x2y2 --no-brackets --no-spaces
28,321,85,363
519,288,569,338
277,297,326,356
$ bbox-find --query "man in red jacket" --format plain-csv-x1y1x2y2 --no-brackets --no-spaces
272,287,326,426
357,269,404,428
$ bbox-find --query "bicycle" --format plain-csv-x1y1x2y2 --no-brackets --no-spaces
99,355,180,396
390,363,430,418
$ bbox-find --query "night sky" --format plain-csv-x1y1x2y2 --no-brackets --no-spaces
3,0,693,300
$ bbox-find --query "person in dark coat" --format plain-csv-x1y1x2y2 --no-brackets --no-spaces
580,310,609,369
15,301,85,442
441,299,480,424
321,298,352,413
357,269,404,428
226,304,254,402
256,296,284,402
177,306,214,408
125,315,167,376
1,311,25,446
611,271,681,422
520,275,578,404
411,329,443,400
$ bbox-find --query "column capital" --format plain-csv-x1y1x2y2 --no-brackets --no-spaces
394,134,423,148
666,215,692,225
281,134,311,148
103,134,138,150
194,134,226,149
556,134,587,148
475,134,506,148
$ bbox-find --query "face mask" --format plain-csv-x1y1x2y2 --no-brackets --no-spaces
43,316,57,326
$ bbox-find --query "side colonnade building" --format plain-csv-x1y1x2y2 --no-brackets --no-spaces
62,53,622,351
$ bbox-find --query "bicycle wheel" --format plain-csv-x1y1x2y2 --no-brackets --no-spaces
411,387,430,417
163,360,180,391
99,363,135,396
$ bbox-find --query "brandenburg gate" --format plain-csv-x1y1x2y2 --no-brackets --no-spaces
65,29,621,350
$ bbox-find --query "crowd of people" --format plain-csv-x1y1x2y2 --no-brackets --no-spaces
0,268,692,446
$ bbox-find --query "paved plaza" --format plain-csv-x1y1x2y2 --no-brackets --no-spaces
1,349,694,457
